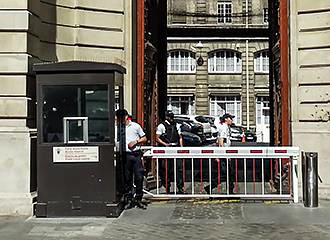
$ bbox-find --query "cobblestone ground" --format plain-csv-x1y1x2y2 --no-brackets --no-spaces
1,201,330,240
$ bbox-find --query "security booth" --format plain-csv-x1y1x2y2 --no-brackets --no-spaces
34,61,125,217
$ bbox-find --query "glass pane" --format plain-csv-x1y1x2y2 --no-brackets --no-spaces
42,85,109,143
263,109,270,124
237,102,241,125
218,3,224,23
236,53,242,72
257,102,261,125
217,102,226,116
85,88,109,142
227,51,234,72
209,54,214,72
172,102,180,114
226,4,232,23
68,120,84,142
181,102,189,115
220,51,225,71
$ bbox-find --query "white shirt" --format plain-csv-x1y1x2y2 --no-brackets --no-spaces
156,120,181,135
218,123,231,147
115,121,145,152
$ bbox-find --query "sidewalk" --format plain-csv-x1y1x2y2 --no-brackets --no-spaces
1,200,330,240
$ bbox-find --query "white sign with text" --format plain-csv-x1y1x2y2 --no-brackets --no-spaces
53,146,99,163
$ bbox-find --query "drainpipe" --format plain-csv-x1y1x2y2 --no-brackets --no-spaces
246,0,248,28
245,0,249,129
246,40,250,130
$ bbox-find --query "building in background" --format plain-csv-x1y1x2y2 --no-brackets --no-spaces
167,0,270,142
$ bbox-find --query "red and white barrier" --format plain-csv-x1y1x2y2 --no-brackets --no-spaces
143,147,299,203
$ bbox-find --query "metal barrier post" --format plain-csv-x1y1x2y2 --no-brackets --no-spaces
304,152,318,208
301,151,306,203
292,155,299,203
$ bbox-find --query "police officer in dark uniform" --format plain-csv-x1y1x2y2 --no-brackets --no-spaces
156,111,184,194
116,109,147,209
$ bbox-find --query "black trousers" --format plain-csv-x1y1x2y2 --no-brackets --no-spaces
160,158,183,192
208,159,234,193
125,151,144,200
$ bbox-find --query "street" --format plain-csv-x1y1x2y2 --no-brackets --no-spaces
1,200,330,240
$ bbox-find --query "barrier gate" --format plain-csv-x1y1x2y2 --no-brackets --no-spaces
143,147,299,203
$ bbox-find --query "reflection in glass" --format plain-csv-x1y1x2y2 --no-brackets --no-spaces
68,120,84,142
42,85,109,143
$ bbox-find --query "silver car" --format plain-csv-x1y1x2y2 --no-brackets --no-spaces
175,115,213,141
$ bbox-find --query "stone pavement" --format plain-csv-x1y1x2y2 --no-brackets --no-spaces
1,200,330,240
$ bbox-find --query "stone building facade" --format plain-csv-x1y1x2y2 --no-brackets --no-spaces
167,0,269,141
0,0,133,216
0,0,167,216
288,1,330,198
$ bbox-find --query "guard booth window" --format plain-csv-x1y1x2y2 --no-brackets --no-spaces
42,85,109,143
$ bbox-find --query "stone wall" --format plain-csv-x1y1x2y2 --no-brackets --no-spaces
0,0,132,215
290,0,330,199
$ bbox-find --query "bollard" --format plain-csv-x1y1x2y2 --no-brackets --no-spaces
301,151,306,203
304,152,318,208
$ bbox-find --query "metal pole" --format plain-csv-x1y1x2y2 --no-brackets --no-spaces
301,151,306,203
304,152,318,208
246,40,250,129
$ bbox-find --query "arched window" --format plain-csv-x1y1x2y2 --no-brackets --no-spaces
167,50,196,73
208,50,242,73
254,50,269,73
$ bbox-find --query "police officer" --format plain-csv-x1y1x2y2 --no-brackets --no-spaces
205,113,235,194
218,113,234,147
156,111,184,194
116,109,147,209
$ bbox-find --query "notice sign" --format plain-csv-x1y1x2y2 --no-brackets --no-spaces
53,146,99,163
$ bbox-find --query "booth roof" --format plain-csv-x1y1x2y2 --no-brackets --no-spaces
33,61,126,74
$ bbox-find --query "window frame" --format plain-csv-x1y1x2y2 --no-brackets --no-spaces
209,95,241,125
254,50,269,73
217,2,233,24
256,96,270,125
167,50,196,74
167,96,195,115
208,50,242,74
263,8,269,23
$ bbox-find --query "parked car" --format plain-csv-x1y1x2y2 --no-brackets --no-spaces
230,125,243,142
175,115,212,142
201,115,219,142
245,129,257,142
229,125,257,142
181,131,203,146
174,117,204,146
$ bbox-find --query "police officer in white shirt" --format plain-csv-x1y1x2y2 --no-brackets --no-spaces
218,113,234,147
116,109,147,209
205,113,235,194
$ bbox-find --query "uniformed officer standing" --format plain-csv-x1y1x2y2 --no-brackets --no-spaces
156,111,184,194
116,109,147,209
205,113,235,194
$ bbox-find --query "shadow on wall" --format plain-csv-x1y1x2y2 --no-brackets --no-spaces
29,0,59,193
40,0,59,62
